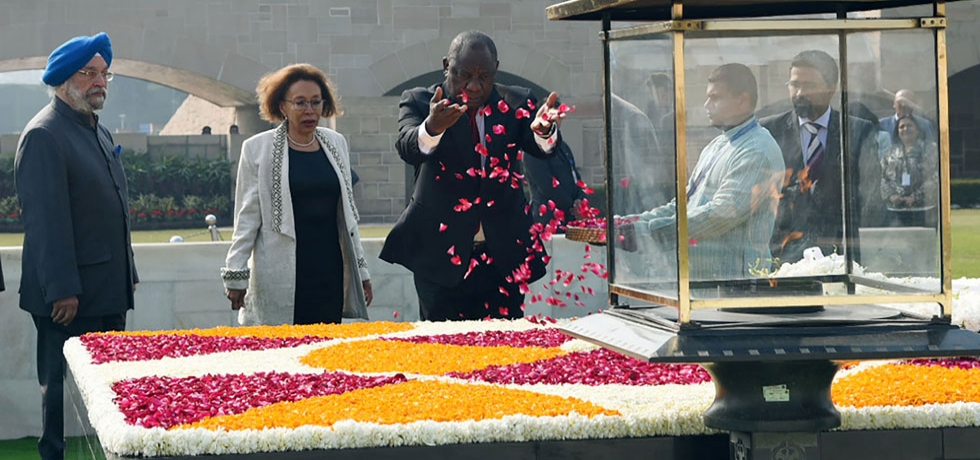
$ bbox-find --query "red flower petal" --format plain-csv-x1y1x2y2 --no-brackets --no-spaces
463,258,480,279
497,100,510,113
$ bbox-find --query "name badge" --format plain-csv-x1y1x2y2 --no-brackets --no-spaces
902,173,911,187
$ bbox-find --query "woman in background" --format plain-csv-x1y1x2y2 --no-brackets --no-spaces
881,114,939,227
221,63,372,325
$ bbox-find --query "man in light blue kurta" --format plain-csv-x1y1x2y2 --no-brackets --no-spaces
622,63,784,281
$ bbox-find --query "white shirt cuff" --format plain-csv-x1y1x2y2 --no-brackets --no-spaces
417,121,443,154
534,127,558,153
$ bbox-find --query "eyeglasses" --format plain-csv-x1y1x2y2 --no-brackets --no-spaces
77,69,114,81
285,99,324,110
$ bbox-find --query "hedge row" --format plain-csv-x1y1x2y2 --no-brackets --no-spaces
951,179,980,207
0,151,234,231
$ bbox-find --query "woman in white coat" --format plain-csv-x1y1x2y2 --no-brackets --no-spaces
221,64,372,325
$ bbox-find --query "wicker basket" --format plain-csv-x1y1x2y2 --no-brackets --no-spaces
565,226,607,245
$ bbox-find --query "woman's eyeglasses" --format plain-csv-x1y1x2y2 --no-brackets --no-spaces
285,99,324,110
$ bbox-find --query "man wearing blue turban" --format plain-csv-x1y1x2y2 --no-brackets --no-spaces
15,32,139,460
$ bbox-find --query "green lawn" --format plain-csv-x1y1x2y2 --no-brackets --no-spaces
0,437,105,460
951,209,980,278
0,437,36,460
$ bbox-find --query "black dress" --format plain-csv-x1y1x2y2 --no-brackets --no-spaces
289,145,344,324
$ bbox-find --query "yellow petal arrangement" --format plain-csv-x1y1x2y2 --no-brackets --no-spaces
299,340,567,375
181,380,619,431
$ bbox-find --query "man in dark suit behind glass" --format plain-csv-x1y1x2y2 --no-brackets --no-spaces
522,138,587,229
380,30,566,321
761,49,883,265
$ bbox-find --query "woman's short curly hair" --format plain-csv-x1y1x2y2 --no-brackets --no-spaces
256,63,342,123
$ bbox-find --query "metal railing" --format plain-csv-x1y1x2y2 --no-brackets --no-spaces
169,214,223,243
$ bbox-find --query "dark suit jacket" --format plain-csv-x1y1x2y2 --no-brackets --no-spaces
15,97,138,317
523,139,585,227
380,83,552,287
761,109,883,264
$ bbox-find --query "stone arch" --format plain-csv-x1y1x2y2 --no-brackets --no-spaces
0,56,262,108
383,70,550,100
369,38,571,99
368,38,572,203
0,20,272,107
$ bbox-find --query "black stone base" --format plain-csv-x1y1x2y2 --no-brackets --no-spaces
87,428,980,460
95,436,730,460
702,360,841,432
730,427,980,460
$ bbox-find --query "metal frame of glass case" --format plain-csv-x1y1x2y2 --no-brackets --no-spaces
548,0,980,439
551,0,956,327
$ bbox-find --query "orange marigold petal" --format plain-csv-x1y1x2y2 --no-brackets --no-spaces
178,380,619,430
300,340,567,375
833,363,980,408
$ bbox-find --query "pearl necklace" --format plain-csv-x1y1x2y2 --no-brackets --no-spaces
287,133,317,147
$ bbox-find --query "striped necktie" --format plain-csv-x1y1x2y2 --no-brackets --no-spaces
802,121,824,180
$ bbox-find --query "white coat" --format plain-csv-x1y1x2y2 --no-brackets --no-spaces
221,123,370,325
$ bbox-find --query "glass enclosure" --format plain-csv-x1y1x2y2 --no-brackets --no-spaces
605,18,947,320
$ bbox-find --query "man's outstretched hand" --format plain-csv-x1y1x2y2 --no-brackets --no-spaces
531,92,566,137
425,86,468,136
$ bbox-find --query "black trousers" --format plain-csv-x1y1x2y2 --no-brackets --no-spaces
33,313,126,460
414,243,525,321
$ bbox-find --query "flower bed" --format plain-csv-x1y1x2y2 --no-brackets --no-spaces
63,316,980,458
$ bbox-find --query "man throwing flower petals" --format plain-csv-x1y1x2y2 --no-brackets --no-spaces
380,30,564,321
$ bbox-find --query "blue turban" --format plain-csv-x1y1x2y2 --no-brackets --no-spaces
42,32,113,87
